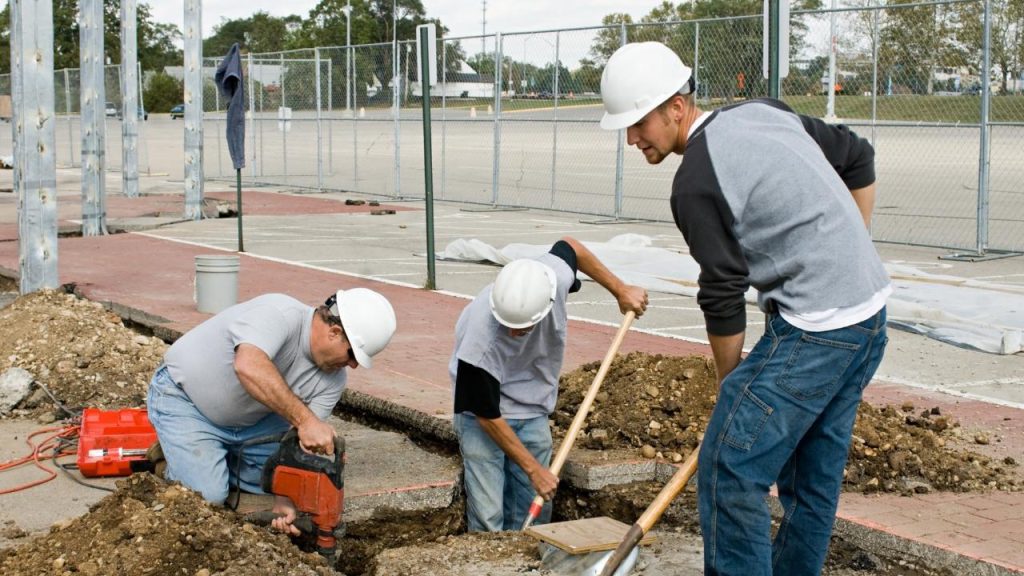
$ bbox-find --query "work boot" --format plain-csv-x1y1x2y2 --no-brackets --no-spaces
145,441,167,479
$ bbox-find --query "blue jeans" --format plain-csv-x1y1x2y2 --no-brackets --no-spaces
454,413,553,531
698,308,888,576
146,365,291,505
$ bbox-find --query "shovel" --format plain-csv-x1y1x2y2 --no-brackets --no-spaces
520,310,636,530
597,445,699,576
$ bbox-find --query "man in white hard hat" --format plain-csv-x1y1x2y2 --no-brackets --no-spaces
450,237,648,532
146,288,396,535
600,42,890,575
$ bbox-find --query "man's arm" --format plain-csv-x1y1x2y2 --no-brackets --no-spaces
708,332,745,386
560,236,648,317
476,416,559,500
850,183,876,228
234,343,336,454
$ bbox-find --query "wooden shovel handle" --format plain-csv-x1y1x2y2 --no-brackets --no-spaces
549,310,635,477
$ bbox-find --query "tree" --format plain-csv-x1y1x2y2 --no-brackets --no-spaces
203,11,295,57
142,71,183,113
0,1,181,74
589,0,821,101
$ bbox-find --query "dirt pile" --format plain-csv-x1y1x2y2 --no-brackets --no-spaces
0,474,338,576
368,532,540,576
554,351,1019,495
0,289,166,420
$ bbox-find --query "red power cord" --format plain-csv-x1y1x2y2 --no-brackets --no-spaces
0,424,79,494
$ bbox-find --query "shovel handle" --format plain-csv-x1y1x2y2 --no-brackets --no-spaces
522,311,636,531
598,445,700,576
550,310,635,478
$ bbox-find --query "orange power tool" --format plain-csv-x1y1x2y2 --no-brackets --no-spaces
259,429,346,560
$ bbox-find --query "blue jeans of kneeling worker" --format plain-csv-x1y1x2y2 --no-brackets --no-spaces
146,365,291,505
455,412,553,531
698,308,888,576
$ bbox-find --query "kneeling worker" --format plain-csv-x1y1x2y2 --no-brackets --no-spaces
146,288,396,535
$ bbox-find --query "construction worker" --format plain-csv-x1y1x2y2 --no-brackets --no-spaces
146,288,396,534
451,237,648,531
600,42,890,575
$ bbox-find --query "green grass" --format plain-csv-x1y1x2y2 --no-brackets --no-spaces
781,94,1024,124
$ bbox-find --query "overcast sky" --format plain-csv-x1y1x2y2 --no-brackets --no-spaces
149,1,653,40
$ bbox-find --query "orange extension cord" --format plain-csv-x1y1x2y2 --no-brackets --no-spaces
0,425,79,495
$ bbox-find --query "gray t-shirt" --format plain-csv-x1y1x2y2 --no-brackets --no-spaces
448,253,575,419
164,294,345,427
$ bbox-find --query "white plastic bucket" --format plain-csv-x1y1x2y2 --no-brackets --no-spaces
194,255,240,314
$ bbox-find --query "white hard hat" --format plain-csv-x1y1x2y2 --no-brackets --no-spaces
489,259,557,329
600,42,693,131
329,288,396,368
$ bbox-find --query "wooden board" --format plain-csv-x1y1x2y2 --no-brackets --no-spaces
525,516,657,554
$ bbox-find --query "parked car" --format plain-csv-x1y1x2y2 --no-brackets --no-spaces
170,104,185,119
115,106,148,121
104,102,118,117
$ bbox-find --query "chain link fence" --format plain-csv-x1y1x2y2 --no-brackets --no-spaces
2,0,1021,253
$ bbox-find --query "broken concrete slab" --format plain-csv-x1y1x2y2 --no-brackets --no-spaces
0,368,32,413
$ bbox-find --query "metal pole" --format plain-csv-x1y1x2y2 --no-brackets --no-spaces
826,0,837,119
871,2,879,143
976,0,992,254
315,48,323,191
346,0,352,113
440,36,448,200
183,0,204,220
248,52,256,182
491,32,502,206
281,54,288,185
694,23,701,100
613,24,626,218
80,0,107,235
549,32,559,209
353,54,359,189
138,61,149,175
393,10,402,199
328,57,334,176
259,59,265,177
419,26,436,290
121,0,139,198
767,0,782,98
64,68,73,168
12,0,59,292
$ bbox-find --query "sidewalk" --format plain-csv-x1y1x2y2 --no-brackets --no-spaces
0,185,1021,574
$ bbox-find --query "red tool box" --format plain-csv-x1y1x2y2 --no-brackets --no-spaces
76,408,157,478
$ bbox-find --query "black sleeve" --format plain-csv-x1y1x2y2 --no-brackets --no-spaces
755,98,875,190
796,115,875,190
454,360,501,419
548,240,582,293
671,137,749,336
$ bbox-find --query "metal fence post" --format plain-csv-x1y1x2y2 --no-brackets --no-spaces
491,32,503,206
183,0,204,220
248,52,256,182
393,39,402,199
327,56,334,176
975,0,992,254
694,23,701,100
80,0,107,235
12,0,59,292
613,24,626,218
281,54,289,185
440,38,447,200
315,48,324,191
549,31,560,208
121,0,139,198
63,68,73,167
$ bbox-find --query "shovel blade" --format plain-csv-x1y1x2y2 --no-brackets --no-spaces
539,542,639,576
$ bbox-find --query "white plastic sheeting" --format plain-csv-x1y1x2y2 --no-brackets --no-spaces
437,235,1024,355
